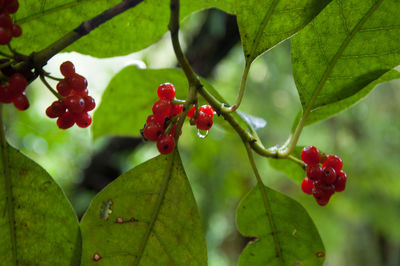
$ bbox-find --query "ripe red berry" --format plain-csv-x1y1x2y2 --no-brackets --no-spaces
199,105,214,117
152,99,172,117
11,24,21,37
56,80,71,97
157,83,176,100
0,27,12,45
301,146,320,165
146,114,164,125
322,155,343,172
0,13,12,28
72,88,88,96
75,112,92,128
157,134,175,154
195,112,213,130
186,106,195,118
56,112,75,129
312,189,331,206
65,95,85,113
46,100,66,118
143,122,164,141
6,0,18,14
306,164,323,181
314,180,335,196
60,61,75,78
0,85,15,103
68,73,87,91
9,73,27,94
12,93,29,110
301,177,314,194
322,166,337,184
335,170,347,192
171,104,183,116
83,96,96,112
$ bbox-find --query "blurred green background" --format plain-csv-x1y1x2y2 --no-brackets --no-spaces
3,9,400,266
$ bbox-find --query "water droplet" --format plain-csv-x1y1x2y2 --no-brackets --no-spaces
197,129,208,139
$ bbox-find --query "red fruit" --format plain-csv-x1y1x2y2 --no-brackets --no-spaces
312,188,332,206
72,88,88,96
75,112,92,128
301,177,314,194
322,155,343,172
195,112,213,130
143,122,164,141
301,146,320,165
146,114,164,125
186,106,195,118
60,61,75,78
65,95,85,113
0,13,12,28
335,171,347,192
6,0,18,13
56,80,71,97
306,164,323,181
322,166,337,184
11,24,21,37
0,85,15,103
152,99,172,117
56,112,75,129
12,93,29,110
0,27,12,45
46,100,66,118
156,134,175,154
157,83,176,100
9,73,27,94
199,105,214,117
83,96,95,112
171,104,183,116
68,73,87,91
314,180,335,196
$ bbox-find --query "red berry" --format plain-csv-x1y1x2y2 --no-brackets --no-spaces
6,0,18,13
56,112,75,129
143,122,164,141
9,73,27,94
83,96,95,112
306,164,323,181
65,95,85,113
56,80,71,97
68,73,87,91
301,146,320,165
146,114,164,125
314,180,335,196
199,105,214,117
312,188,332,206
195,112,213,130
46,100,66,118
301,177,314,194
0,13,12,28
152,99,172,117
322,155,343,172
0,85,15,103
322,166,337,184
0,27,12,45
335,170,347,192
186,106,195,118
157,83,176,100
12,93,29,110
60,61,75,78
72,88,88,96
171,104,183,116
157,134,175,154
75,112,92,128
11,24,21,37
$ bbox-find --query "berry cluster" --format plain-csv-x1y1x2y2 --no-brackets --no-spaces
46,61,95,129
0,72,28,110
300,146,348,206
0,0,22,45
187,104,215,131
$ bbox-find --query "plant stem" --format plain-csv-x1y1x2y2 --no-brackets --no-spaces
0,105,17,265
43,72,64,81
32,0,144,68
39,74,64,101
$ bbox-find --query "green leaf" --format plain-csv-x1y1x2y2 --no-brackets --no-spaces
305,69,400,125
235,0,331,63
292,0,400,116
237,185,325,266
12,0,234,58
268,146,304,183
0,143,81,265
80,151,207,265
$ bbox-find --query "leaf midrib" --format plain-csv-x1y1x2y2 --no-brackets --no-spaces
303,0,384,116
133,152,176,266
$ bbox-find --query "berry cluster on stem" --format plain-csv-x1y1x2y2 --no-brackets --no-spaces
45,61,95,129
300,146,348,206
0,0,21,45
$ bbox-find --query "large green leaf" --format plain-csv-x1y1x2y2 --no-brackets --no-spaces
268,146,304,184
235,0,331,63
12,0,234,58
237,185,325,266
80,151,207,265
0,143,81,265
292,0,400,116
